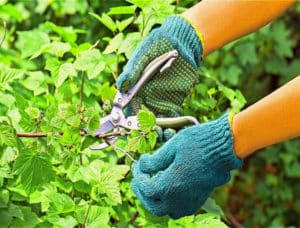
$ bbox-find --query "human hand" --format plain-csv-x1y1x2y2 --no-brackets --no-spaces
131,113,243,219
116,15,204,117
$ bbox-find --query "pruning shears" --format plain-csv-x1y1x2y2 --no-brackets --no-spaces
86,50,199,151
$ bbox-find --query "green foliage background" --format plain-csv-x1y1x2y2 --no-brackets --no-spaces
0,0,300,227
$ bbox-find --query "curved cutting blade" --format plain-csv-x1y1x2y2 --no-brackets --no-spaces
93,115,114,135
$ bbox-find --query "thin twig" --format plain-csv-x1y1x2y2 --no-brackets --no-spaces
175,0,179,14
79,70,85,111
0,21,7,47
226,212,243,228
89,39,100,50
16,131,129,138
129,211,139,225
82,203,91,228
109,143,136,162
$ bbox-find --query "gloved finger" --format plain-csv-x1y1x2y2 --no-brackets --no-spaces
163,128,176,141
131,178,169,217
139,145,175,174
116,38,154,92
154,126,164,142
168,206,199,219
132,161,173,199
131,161,149,178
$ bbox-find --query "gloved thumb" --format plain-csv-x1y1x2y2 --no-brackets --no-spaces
139,146,175,174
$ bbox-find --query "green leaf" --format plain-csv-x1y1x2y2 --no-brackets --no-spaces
87,160,129,205
103,33,124,54
53,177,73,193
74,49,105,79
0,66,24,90
43,22,78,44
7,204,24,221
13,150,55,193
10,206,40,227
47,215,77,227
116,17,134,32
89,12,117,32
194,213,227,227
0,92,16,108
147,131,157,150
45,56,61,79
201,198,225,217
44,41,71,57
88,115,100,131
76,205,110,228
56,63,77,88
22,71,49,96
234,42,259,65
16,30,50,58
128,129,144,152
119,32,142,58
25,107,40,119
0,120,16,147
0,189,9,207
107,6,135,15
31,41,71,59
137,109,156,131
98,82,116,102
47,192,75,215
58,104,81,128
285,162,300,177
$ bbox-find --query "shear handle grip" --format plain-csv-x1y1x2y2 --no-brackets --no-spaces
156,116,199,129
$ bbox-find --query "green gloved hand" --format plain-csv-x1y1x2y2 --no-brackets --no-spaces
116,15,204,117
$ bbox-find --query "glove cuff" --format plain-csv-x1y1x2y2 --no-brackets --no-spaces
204,113,243,171
159,15,204,69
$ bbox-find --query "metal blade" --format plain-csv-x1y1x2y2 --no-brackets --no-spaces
93,115,114,135
89,136,118,150
89,142,109,150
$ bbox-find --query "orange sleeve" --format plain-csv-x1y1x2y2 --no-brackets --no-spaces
182,0,296,56
232,76,300,158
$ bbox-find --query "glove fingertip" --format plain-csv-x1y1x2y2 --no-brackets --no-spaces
139,154,159,173
163,128,176,141
116,73,130,92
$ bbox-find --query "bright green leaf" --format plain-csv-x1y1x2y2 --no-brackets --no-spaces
16,30,50,58
108,6,135,15
56,63,77,88
89,12,117,32
13,150,55,193
137,109,156,131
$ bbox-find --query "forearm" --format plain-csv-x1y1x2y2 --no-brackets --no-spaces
182,0,296,56
232,76,300,158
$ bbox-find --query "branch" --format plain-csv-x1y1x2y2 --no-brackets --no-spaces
129,211,139,225
226,212,243,228
16,131,129,139
109,143,136,162
82,203,91,228
0,21,7,47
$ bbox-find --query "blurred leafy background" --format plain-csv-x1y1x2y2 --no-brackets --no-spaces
0,0,300,227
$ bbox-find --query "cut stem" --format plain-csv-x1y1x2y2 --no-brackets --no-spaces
0,21,6,47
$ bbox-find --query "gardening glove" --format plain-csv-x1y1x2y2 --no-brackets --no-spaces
116,15,204,117
131,113,243,219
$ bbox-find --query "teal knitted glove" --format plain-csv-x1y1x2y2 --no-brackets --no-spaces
131,113,243,219
116,15,203,117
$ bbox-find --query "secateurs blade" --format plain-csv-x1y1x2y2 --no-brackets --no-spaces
86,50,199,150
